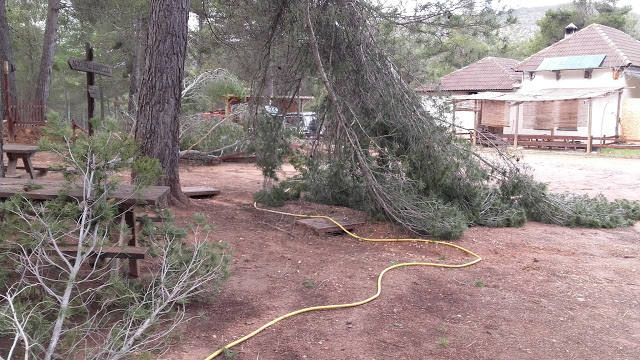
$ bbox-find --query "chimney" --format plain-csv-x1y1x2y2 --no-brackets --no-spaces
564,23,578,39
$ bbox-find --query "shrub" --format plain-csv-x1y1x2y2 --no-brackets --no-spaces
180,116,248,155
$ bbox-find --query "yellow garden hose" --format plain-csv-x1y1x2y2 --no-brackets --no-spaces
203,203,482,359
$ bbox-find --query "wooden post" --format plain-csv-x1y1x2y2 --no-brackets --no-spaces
587,99,593,153
451,99,456,133
3,60,14,142
85,43,95,136
614,90,622,139
99,84,105,124
513,103,519,148
472,100,478,145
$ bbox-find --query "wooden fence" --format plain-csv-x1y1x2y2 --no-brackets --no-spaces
473,132,635,151
5,100,46,141
9,100,46,127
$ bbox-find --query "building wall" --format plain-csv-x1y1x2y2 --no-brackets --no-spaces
454,110,475,131
422,95,478,131
519,68,624,90
502,68,631,138
502,94,619,137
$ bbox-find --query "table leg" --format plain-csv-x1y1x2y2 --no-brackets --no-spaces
21,155,34,179
6,153,18,176
124,208,138,278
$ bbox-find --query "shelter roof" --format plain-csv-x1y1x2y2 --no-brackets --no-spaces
415,57,521,92
516,24,640,72
453,86,624,102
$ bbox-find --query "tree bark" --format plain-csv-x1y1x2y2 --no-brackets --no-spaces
127,18,146,116
34,0,63,116
1,0,17,177
135,0,190,205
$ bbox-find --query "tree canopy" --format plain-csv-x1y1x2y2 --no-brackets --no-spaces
520,0,638,56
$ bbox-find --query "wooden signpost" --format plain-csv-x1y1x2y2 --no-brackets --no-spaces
2,60,14,141
67,43,112,136
68,58,113,77
87,85,100,99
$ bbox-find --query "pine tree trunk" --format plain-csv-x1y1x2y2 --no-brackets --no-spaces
127,18,146,116
135,0,190,205
34,0,63,116
1,0,17,177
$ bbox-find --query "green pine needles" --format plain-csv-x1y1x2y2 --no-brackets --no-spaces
0,114,231,359
250,1,640,239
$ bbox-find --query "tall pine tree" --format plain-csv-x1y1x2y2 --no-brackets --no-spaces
135,0,190,205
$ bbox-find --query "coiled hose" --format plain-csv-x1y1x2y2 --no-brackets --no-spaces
203,203,482,359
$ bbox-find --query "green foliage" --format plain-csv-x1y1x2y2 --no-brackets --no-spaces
377,1,515,84
253,180,302,207
23,181,44,191
249,111,293,181
39,113,160,188
498,173,640,228
520,0,637,57
600,148,640,157
222,347,238,359
0,119,231,358
302,279,316,289
204,77,247,103
179,119,248,154
303,162,369,211
244,1,640,240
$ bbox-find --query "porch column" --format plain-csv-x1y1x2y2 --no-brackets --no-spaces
615,90,622,139
587,98,593,153
451,99,456,133
472,100,478,145
513,103,520,148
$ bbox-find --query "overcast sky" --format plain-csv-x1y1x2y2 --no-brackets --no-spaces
496,0,638,12
385,1,639,13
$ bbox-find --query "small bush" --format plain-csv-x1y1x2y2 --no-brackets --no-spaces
500,173,640,229
304,163,369,211
180,118,247,155
253,180,303,207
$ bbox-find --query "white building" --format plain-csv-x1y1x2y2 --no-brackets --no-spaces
416,56,521,132
420,23,640,149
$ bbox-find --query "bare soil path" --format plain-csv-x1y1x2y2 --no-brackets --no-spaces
155,153,640,360
20,150,640,359
518,150,640,201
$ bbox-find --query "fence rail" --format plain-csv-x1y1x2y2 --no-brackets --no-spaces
458,130,640,151
9,100,46,127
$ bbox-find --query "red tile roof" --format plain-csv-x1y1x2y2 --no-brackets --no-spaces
415,57,521,92
516,23,640,72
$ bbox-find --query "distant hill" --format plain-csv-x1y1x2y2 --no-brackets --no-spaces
502,3,640,42
501,4,570,41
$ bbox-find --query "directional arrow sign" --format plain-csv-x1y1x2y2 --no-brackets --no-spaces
68,58,112,77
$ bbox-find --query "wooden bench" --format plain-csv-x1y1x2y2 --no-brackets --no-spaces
1,245,147,260
182,186,220,198
0,178,169,277
2,144,39,179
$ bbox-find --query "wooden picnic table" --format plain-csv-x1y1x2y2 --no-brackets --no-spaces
0,178,170,277
2,144,39,179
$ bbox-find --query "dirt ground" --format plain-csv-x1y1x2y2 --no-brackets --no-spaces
517,150,640,201
23,150,640,359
